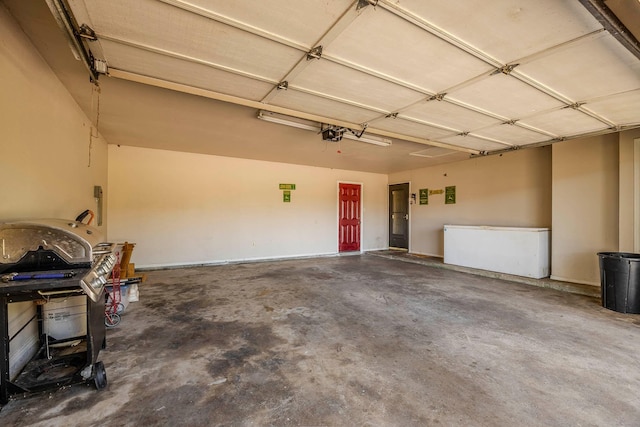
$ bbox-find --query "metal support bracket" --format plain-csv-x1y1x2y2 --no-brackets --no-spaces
357,0,378,11
307,45,323,61
77,24,97,41
46,0,100,83
566,102,585,110
428,93,447,101
93,59,108,75
492,63,519,75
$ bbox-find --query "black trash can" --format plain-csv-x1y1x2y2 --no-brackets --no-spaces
598,252,640,314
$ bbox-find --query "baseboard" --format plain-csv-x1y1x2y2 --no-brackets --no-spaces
137,251,340,271
410,251,443,259
550,275,599,287
364,247,390,252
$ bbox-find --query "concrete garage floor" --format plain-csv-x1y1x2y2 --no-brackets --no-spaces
1,254,640,426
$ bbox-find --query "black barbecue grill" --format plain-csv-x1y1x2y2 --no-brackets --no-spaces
0,219,117,404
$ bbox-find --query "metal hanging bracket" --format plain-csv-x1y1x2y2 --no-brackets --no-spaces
428,93,447,101
93,59,108,75
566,102,585,110
492,64,520,75
46,0,100,82
77,24,97,41
307,45,323,61
357,0,378,11
350,123,368,138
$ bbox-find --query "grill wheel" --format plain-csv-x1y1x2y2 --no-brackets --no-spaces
93,361,107,390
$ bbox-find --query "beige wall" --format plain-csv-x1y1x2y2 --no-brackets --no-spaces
388,147,552,257
0,5,109,381
551,134,619,285
0,5,108,225
107,145,388,268
618,129,640,252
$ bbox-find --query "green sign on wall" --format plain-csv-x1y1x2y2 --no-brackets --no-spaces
419,189,429,205
279,183,296,190
283,190,291,202
445,186,456,204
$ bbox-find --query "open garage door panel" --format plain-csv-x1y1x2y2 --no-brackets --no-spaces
51,0,639,158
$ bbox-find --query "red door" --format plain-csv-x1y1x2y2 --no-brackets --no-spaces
338,183,361,252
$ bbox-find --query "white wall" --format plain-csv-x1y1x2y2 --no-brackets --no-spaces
388,147,552,257
0,5,108,225
107,145,388,267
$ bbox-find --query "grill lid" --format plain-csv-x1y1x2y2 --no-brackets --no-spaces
0,219,104,267
0,219,117,302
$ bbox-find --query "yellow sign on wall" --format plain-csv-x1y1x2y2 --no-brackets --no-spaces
445,186,456,204
419,189,429,205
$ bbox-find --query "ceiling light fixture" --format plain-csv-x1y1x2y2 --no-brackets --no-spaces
257,110,392,147
344,132,392,147
257,110,317,131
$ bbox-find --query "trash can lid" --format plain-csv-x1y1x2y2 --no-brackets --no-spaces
598,252,640,260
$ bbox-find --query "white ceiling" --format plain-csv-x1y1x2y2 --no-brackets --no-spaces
4,0,640,173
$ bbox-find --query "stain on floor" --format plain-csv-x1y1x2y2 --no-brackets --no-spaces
1,254,640,426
